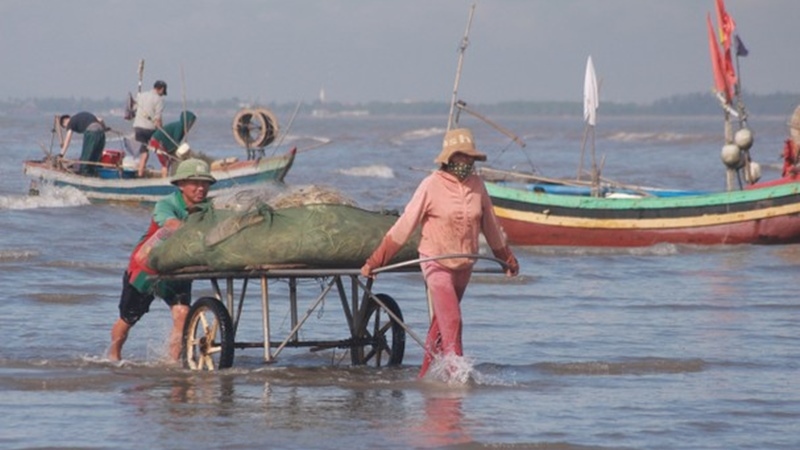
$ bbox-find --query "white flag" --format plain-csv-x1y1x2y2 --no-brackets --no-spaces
583,56,599,126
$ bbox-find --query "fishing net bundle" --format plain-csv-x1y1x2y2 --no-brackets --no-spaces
147,194,418,272
212,184,358,211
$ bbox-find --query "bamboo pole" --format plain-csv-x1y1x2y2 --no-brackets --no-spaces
446,3,476,131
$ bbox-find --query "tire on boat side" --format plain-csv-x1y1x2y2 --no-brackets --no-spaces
351,293,406,367
231,108,280,149
181,297,235,371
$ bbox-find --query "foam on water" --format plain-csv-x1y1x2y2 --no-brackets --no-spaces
0,183,89,210
422,353,476,385
0,249,40,261
606,131,707,144
336,164,395,178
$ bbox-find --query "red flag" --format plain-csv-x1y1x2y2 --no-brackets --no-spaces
707,13,730,103
715,0,737,93
715,0,735,50
721,45,737,94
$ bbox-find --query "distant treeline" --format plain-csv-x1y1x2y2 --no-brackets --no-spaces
3,91,799,118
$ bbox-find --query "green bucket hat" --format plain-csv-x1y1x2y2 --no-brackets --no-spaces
171,158,217,185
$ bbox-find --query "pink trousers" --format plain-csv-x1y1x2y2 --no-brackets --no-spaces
418,259,473,378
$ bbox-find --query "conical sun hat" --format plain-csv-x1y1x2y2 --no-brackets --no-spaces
434,128,487,165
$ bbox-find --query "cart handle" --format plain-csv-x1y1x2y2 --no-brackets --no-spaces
372,253,508,274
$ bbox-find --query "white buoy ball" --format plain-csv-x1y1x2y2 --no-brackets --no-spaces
748,161,762,183
735,128,754,151
721,143,742,168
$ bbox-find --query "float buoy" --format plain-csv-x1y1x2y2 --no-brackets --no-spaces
232,108,280,149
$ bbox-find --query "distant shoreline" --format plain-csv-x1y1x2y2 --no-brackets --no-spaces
2,91,799,118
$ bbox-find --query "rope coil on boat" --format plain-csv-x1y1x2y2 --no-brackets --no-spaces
232,108,280,149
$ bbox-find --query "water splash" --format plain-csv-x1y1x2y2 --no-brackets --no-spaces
426,353,475,385
0,183,89,210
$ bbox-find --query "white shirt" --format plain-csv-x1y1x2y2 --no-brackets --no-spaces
133,90,164,130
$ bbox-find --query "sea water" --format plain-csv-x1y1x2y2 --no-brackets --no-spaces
1,112,798,449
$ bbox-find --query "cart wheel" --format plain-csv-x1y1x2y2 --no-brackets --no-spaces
353,293,405,367
181,297,235,371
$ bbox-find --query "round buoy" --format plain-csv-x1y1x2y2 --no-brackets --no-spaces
734,128,754,151
720,143,741,168
748,161,762,183
232,108,280,149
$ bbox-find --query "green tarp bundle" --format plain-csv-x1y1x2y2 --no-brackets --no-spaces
148,203,419,272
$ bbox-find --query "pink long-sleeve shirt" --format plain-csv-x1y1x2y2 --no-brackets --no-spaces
386,170,508,270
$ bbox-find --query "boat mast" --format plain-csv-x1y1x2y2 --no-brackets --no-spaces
447,3,476,131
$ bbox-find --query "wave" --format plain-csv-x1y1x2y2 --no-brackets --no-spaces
0,249,40,262
390,127,444,145
0,354,706,393
43,259,125,271
26,292,104,305
280,134,331,152
534,357,706,375
0,184,89,210
336,164,395,179
525,243,681,257
606,131,708,144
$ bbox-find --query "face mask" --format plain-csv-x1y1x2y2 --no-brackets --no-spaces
445,161,474,180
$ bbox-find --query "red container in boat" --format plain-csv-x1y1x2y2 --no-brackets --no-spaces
100,149,124,165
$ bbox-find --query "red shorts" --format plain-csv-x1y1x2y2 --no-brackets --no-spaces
148,138,170,168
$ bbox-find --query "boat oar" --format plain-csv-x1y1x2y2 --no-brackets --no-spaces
37,142,51,158
55,157,124,169
45,115,59,158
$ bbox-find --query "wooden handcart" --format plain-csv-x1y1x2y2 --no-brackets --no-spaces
159,256,506,371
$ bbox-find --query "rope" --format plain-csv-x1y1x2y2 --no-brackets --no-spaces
271,100,302,158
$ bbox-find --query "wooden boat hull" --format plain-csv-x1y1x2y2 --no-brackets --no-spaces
23,148,296,204
485,180,800,246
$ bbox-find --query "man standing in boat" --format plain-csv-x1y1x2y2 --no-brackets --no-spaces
58,112,106,176
133,80,167,177
108,158,215,363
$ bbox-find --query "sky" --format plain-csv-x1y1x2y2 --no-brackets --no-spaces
1,0,797,105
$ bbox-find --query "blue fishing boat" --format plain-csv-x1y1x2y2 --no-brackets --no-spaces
23,147,296,204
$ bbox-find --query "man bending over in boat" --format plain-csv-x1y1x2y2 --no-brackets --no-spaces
108,158,215,362
58,112,107,176
148,110,197,177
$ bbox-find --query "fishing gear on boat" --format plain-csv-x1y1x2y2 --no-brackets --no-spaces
124,59,145,121
232,107,280,153
454,100,526,149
